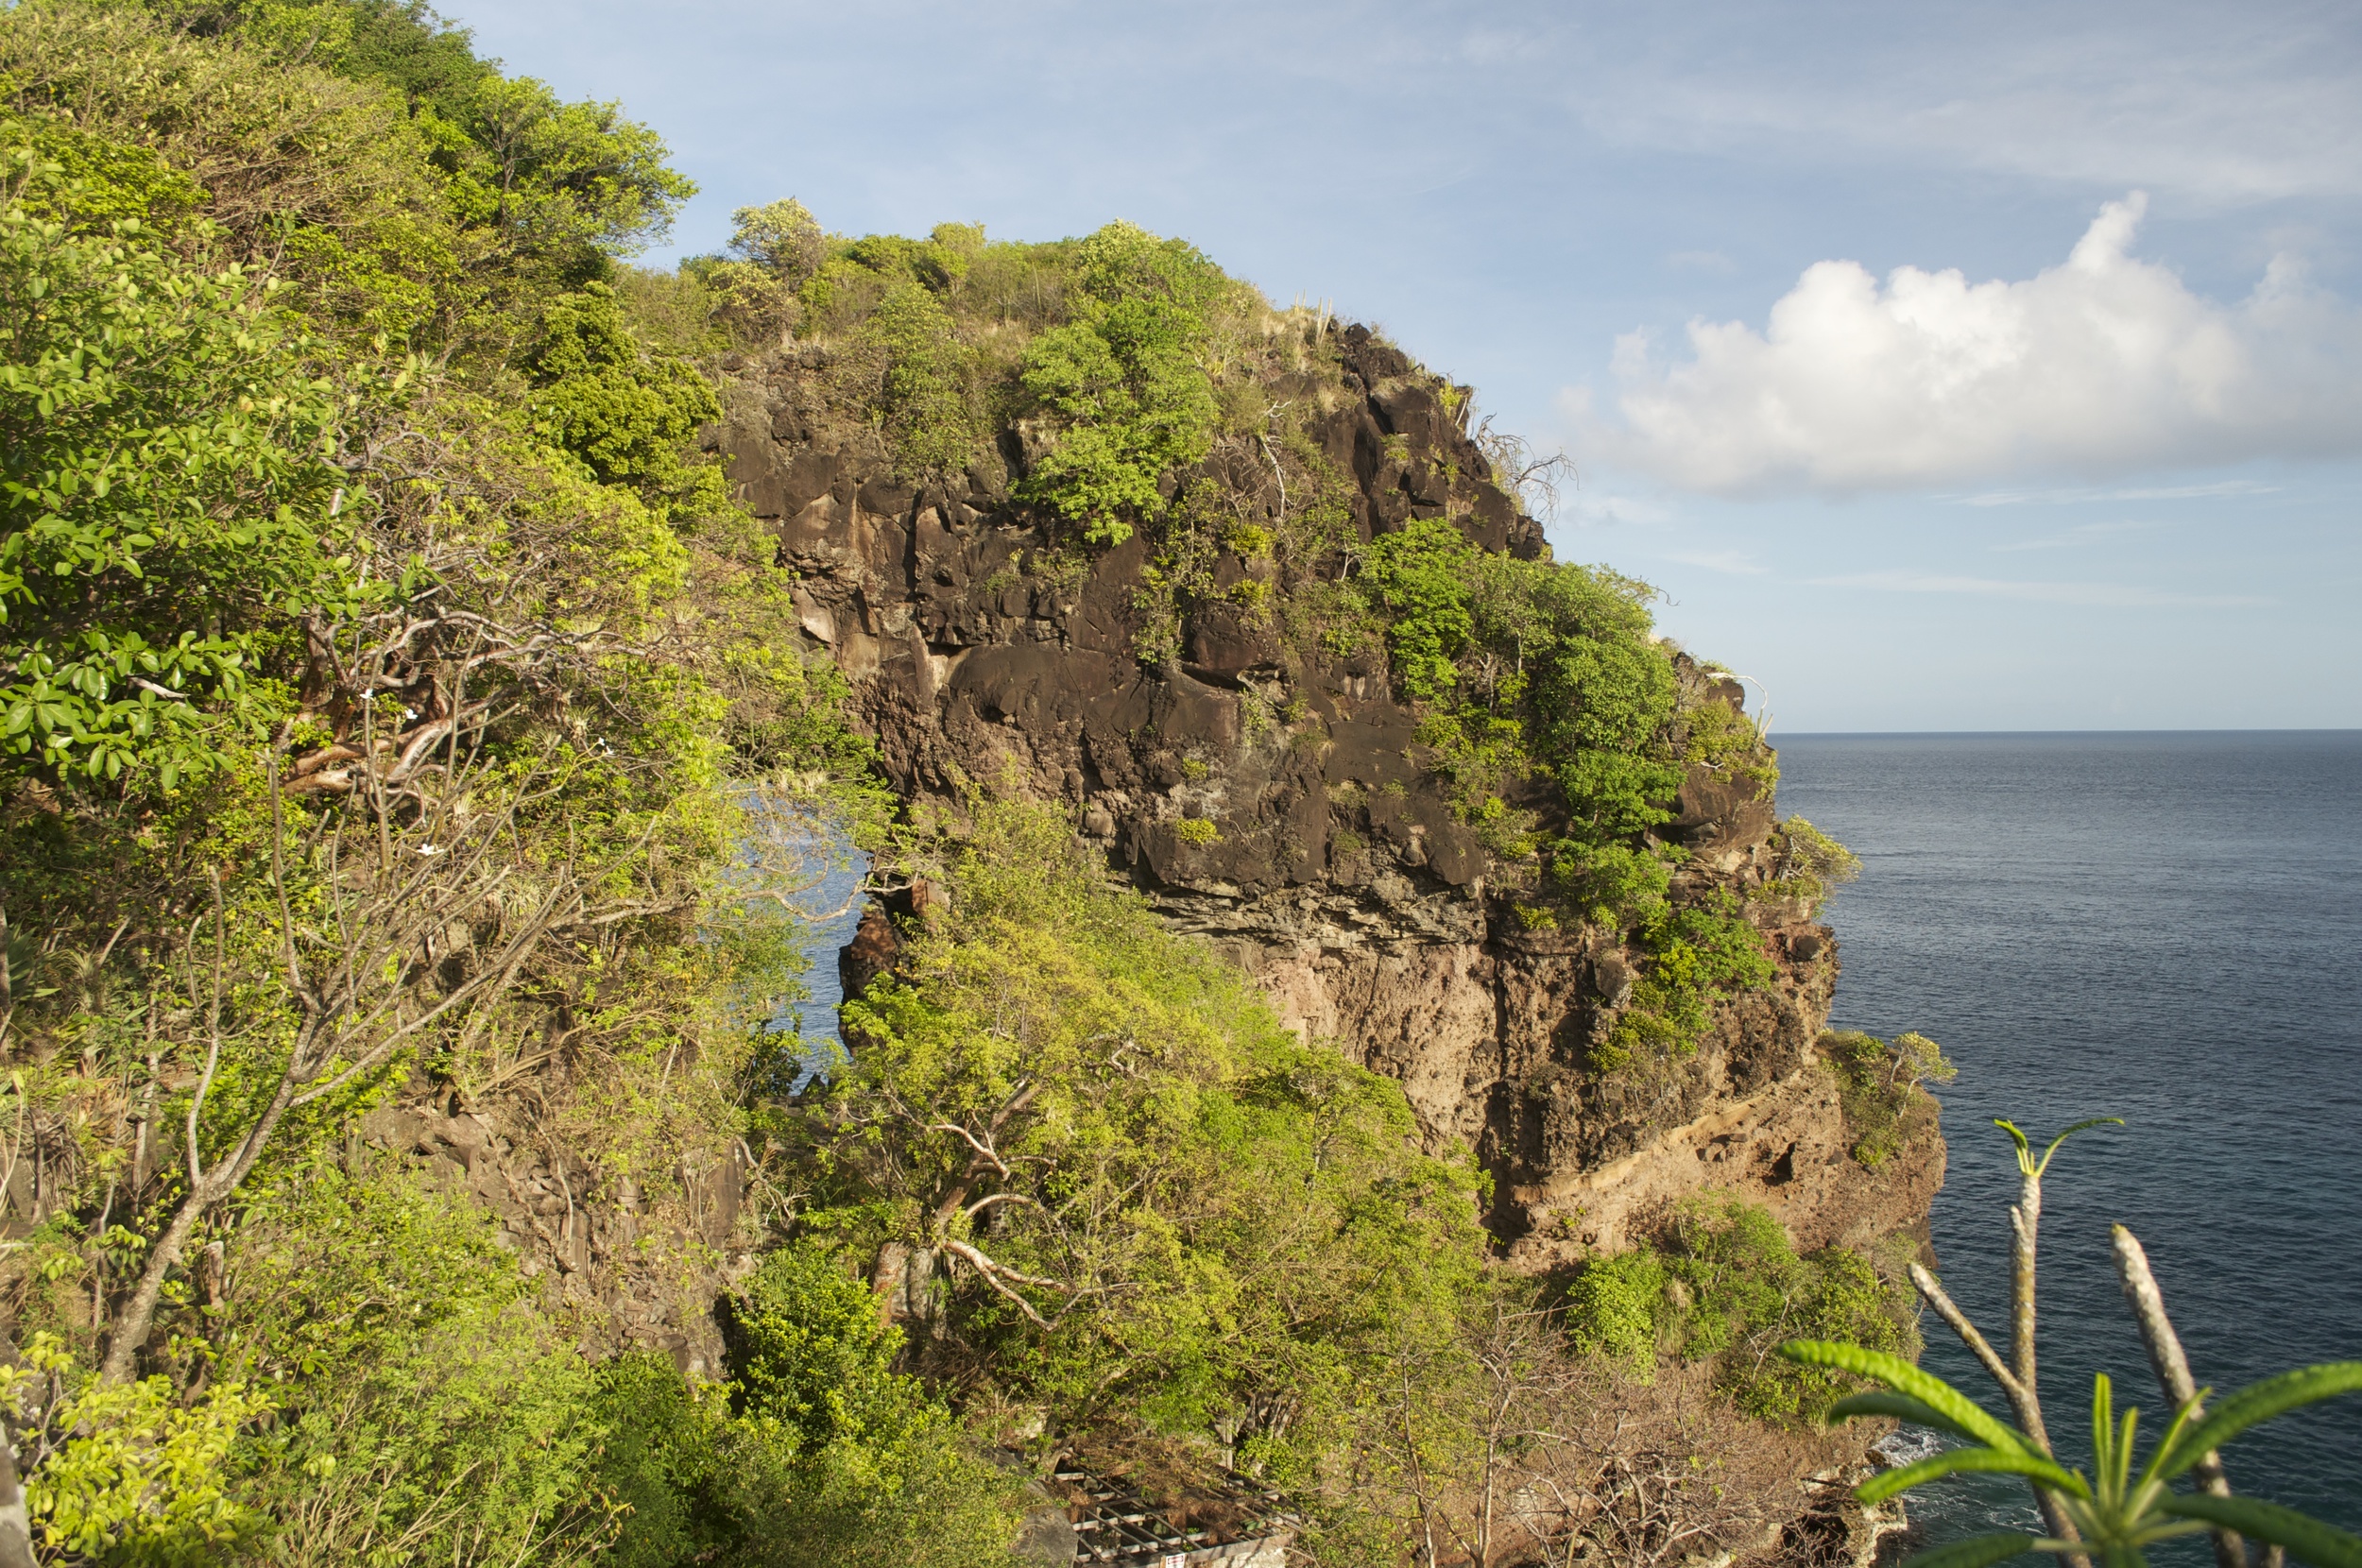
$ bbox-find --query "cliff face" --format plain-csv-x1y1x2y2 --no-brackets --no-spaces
716,323,1941,1275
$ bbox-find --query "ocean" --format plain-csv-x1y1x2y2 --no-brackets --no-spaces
1777,732,2362,1545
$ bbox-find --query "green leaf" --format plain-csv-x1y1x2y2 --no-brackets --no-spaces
1895,1531,2045,1568
1994,1116,2123,1177
1857,1448,2088,1506
2156,1364,2362,1479
2159,1495,2362,1568
2035,1116,2123,1176
1827,1390,1995,1450
1779,1340,2032,1455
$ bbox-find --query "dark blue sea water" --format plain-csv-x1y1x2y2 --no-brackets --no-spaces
1777,733,2362,1546
785,851,867,1050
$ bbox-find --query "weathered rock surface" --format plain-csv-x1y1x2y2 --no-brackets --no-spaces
718,325,1943,1270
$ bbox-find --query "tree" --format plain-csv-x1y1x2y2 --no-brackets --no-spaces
779,798,1488,1463
0,183,347,793
0,5,885,1560
1016,222,1232,544
729,197,825,282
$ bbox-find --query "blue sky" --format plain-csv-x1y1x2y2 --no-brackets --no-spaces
459,0,2362,730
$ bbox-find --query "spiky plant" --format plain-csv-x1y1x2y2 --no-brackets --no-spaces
1780,1341,2362,1568
1779,1117,2362,1568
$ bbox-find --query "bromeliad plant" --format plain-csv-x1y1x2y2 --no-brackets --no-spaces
1779,1118,2362,1568
1780,1344,2362,1568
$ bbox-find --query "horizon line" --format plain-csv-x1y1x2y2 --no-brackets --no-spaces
1774,727,2362,738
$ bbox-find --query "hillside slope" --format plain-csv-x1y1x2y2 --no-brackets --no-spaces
0,1,1946,1559
718,291,1943,1281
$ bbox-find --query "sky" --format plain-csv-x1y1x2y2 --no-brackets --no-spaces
454,0,2362,731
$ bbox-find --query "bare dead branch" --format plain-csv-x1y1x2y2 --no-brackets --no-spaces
1909,1262,2025,1406
2113,1226,2258,1568
938,1238,1064,1327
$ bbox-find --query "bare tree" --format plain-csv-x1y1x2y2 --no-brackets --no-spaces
101,747,596,1381
1902,1118,2118,1562
1434,1300,1580,1568
2113,1227,2280,1568
1474,417,1576,523
1352,1304,1810,1568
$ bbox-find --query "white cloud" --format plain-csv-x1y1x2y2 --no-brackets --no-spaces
1811,570,2267,608
1665,548,1770,575
1573,3,2362,206
1955,479,2279,506
1585,196,2362,495
1991,520,2154,554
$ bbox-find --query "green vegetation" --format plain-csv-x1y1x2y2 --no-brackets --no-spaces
659,1240,1018,1567
0,0,909,1560
1682,687,1776,794
1348,519,1786,1070
682,196,1258,525
1,1333,267,1560
792,801,1488,1479
1785,1119,2362,1568
0,2,1908,1560
0,188,345,789
1823,1028,1957,1167
1014,224,1235,544
525,281,727,520
1757,814,1861,911
1592,894,1780,1072
1359,519,1686,878
1564,1196,1914,1422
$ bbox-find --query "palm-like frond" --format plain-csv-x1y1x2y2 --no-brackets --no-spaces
1857,1447,2086,1507
2152,1364,2362,1482
1779,1340,2037,1455
2160,1497,2362,1568
1777,1341,2362,1568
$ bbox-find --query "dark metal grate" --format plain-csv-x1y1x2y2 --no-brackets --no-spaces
1054,1468,1298,1566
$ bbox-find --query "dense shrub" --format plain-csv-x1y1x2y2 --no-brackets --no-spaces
1594,895,1780,1072
0,180,348,790
0,4,874,1561
1756,815,1862,912
783,798,1490,1470
1355,520,1781,1069
1013,223,1233,543
1361,519,1690,888
1565,1197,1914,1422
722,1242,1020,1567
1821,1028,1956,1167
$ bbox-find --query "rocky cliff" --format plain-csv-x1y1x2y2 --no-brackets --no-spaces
713,320,1943,1282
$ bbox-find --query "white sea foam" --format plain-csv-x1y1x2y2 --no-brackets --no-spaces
1871,1426,1946,1469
